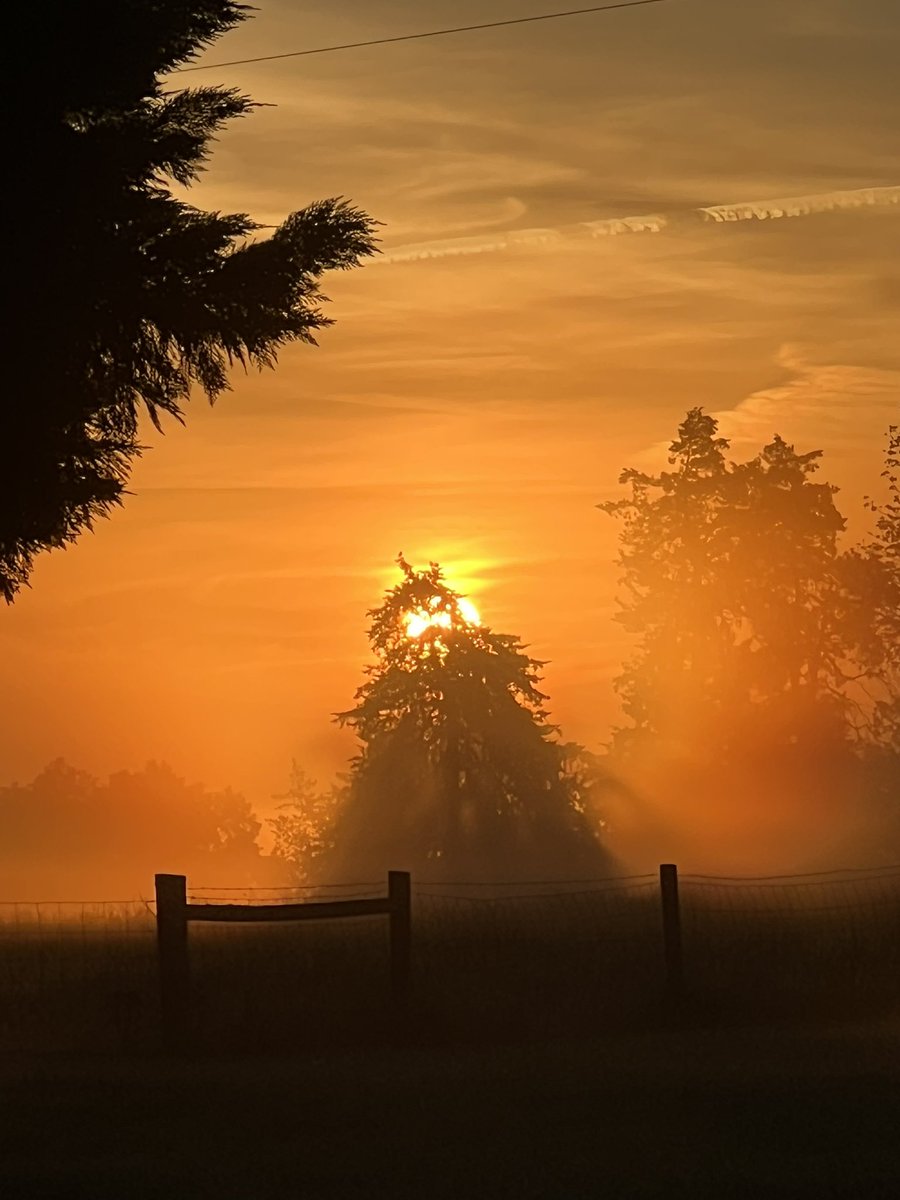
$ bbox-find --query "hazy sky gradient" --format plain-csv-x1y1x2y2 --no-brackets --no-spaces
3,0,898,811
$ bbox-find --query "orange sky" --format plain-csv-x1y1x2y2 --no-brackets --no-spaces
2,0,898,816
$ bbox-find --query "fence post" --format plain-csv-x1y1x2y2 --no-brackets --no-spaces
659,863,683,1003
388,870,412,1009
155,873,190,1053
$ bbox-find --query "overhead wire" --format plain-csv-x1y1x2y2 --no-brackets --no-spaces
175,0,672,73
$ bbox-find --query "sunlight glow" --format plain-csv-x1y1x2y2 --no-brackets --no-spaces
404,595,481,639
457,598,481,625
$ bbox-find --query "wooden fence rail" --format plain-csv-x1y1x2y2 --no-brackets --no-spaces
155,864,684,1051
154,870,411,1052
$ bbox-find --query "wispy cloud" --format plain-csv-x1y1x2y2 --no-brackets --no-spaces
631,343,900,477
714,346,900,451
379,185,900,263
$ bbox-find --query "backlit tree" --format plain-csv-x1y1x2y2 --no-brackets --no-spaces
323,558,610,881
598,409,881,761
268,763,345,884
0,759,264,899
598,411,900,868
861,426,900,747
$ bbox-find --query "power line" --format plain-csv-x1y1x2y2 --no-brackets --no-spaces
175,0,671,73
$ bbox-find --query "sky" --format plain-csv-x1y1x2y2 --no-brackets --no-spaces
2,0,898,815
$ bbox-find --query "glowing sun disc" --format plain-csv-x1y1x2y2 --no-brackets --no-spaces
457,598,480,625
404,596,480,638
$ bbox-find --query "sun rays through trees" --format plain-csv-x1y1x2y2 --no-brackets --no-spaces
293,557,613,882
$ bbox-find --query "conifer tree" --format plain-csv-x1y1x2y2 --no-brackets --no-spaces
268,764,345,884
324,558,609,881
4,1,378,600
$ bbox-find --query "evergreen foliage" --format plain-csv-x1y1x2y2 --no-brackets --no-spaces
322,558,610,881
268,764,344,884
4,1,378,600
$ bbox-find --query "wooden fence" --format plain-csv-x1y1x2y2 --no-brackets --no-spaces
3,862,895,1054
154,865,684,1051
155,870,411,1052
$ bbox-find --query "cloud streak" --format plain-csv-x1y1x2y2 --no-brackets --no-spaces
630,344,900,479
379,184,900,263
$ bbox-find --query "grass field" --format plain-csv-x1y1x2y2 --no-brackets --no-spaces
2,871,899,1196
2,869,898,1054
2,1019,900,1198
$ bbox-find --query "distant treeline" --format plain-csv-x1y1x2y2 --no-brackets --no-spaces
0,760,281,900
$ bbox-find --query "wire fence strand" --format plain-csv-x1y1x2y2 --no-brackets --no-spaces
1,866,897,1053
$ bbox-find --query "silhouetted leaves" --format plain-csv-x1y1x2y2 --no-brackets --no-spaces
317,558,610,882
268,763,345,884
860,426,900,751
599,409,896,761
0,759,264,898
4,1,378,600
599,412,900,864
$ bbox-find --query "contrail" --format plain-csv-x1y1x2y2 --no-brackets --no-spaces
379,184,900,264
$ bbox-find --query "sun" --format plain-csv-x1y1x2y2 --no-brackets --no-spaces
404,595,481,639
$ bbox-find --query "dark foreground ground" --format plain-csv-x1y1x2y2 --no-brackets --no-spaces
3,1018,900,1200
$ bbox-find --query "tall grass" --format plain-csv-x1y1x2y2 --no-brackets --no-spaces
1,868,898,1055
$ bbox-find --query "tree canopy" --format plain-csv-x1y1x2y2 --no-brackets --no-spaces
599,408,893,763
860,426,900,749
4,0,378,601
317,558,610,882
597,410,900,868
268,763,344,884
0,759,265,899
592,408,900,868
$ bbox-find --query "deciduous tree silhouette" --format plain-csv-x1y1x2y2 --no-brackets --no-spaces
599,411,900,867
321,557,610,881
861,426,900,748
848,427,900,849
4,1,378,601
0,759,264,899
599,409,887,761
